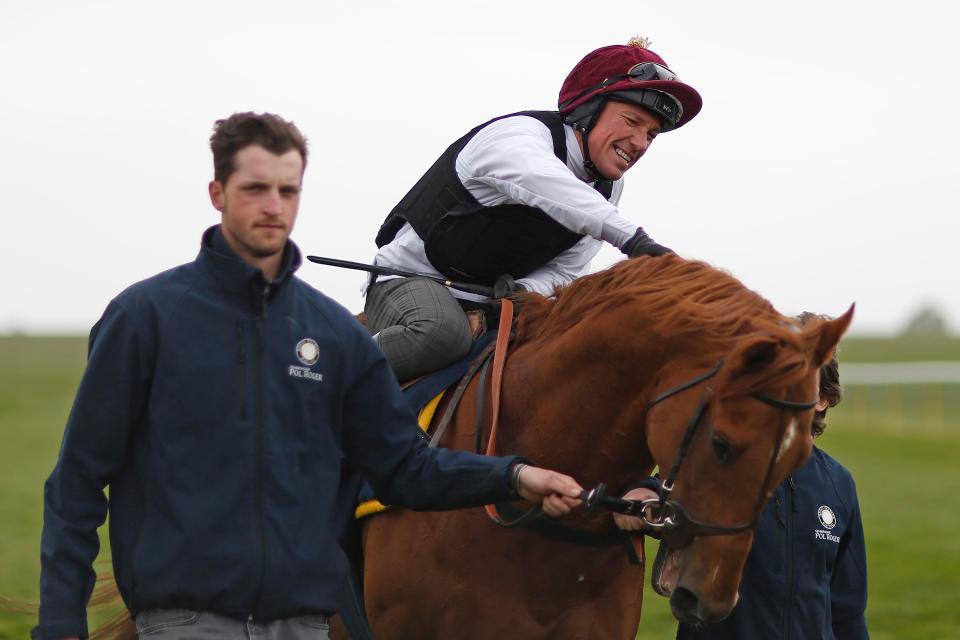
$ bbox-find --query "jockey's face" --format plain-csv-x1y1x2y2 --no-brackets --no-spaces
585,100,661,180
208,145,303,277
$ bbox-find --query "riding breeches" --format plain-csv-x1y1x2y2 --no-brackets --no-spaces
364,277,473,382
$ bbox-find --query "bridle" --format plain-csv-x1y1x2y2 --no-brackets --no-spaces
582,358,817,549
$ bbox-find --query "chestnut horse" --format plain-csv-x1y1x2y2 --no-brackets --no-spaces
352,255,851,639
14,255,850,639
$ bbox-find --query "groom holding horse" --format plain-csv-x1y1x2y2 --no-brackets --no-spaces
32,111,583,640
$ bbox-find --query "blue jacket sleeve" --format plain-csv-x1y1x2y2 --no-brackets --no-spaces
34,301,154,640
339,333,521,510
831,477,870,639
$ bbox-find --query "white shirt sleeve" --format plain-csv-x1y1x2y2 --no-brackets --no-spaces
455,115,638,248
515,235,603,296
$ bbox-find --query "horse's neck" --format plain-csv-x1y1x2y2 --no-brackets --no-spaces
497,331,666,486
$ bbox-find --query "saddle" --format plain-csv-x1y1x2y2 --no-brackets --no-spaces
354,331,497,520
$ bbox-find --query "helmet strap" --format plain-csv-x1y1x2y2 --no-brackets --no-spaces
572,96,609,182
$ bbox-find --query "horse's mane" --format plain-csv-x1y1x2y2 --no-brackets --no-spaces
515,255,811,392
516,255,781,344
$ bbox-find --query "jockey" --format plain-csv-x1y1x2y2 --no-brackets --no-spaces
365,37,703,381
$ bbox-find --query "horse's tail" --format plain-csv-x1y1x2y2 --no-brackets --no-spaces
0,593,37,616
0,570,136,640
88,570,136,640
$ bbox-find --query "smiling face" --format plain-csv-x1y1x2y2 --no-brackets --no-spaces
585,100,661,180
208,144,304,278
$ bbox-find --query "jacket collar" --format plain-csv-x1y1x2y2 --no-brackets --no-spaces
197,225,302,293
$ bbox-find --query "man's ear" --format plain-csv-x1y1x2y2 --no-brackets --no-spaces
208,180,225,212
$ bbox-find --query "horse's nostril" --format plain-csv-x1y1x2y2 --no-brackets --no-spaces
670,586,702,624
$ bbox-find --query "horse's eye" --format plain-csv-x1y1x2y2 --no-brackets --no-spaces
712,435,732,464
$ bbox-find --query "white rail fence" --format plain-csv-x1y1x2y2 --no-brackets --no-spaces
835,362,960,434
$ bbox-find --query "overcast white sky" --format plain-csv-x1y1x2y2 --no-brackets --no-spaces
1,0,957,336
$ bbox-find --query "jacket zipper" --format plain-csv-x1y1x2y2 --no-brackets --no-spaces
774,493,784,574
251,282,270,616
236,320,247,420
783,476,797,640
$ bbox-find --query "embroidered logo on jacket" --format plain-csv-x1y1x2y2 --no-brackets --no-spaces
296,338,320,365
817,505,837,529
290,338,323,382
814,505,840,543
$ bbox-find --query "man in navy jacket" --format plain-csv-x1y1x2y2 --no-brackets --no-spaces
33,112,583,640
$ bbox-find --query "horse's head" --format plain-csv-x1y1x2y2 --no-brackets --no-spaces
644,307,853,625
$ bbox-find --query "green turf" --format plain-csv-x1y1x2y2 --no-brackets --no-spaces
1,337,87,637
2,336,959,638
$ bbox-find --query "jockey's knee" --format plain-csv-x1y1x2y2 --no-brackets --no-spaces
375,312,472,381
365,277,473,381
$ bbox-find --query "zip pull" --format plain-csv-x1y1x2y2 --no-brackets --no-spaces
774,494,783,574
236,321,246,365
788,476,798,512
236,320,248,420
261,280,271,320
255,318,264,357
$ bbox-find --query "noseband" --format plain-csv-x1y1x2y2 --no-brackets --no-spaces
583,358,816,549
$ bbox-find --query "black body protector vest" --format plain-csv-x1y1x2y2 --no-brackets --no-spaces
375,111,614,286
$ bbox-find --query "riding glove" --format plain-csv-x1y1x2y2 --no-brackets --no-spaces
493,274,524,299
621,228,673,258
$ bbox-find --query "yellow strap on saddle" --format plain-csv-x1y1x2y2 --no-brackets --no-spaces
354,390,446,520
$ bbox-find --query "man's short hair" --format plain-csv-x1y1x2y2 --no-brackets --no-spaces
210,112,308,184
797,311,843,438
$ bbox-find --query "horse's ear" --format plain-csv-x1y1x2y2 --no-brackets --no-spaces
727,335,781,380
807,304,855,367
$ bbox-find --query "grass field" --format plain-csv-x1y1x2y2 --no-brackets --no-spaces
2,336,959,638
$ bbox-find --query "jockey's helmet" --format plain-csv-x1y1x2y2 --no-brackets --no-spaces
558,38,702,135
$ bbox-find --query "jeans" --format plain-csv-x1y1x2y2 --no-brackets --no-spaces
134,609,330,639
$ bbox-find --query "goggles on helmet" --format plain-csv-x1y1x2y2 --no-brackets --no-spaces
560,62,680,112
609,62,679,84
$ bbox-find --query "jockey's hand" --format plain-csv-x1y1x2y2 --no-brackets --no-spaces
493,274,524,299
621,228,673,258
515,465,583,517
613,487,658,531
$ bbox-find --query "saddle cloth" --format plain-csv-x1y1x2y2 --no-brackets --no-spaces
355,333,496,519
